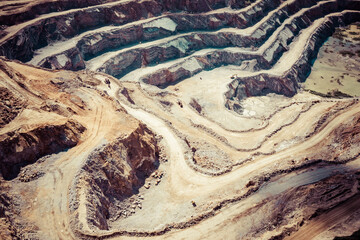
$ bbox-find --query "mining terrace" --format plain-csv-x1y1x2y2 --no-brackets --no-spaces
1,0,360,239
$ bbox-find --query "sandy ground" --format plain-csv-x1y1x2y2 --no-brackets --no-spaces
2,1,360,240
83,61,360,238
304,23,360,96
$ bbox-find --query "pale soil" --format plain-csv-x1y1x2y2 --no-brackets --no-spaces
89,63,360,239
304,23,360,96
1,1,360,240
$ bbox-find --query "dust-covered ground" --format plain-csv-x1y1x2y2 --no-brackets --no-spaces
304,22,360,97
1,1,360,240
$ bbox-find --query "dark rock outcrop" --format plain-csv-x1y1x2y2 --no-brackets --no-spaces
0,120,86,180
0,0,121,27
0,0,262,62
39,0,280,68
71,123,159,230
141,2,360,86
37,0,281,71
27,0,360,74
0,87,25,128
40,47,85,70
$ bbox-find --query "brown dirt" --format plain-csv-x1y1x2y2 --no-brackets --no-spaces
1,1,360,240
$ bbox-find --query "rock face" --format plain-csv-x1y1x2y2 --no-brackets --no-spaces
0,120,85,180
0,0,117,27
40,48,86,70
21,0,359,97
142,3,360,87
225,10,360,108
0,59,88,180
249,171,360,240
1,0,360,239
72,123,159,230
0,87,25,128
1,0,359,98
36,0,280,71
0,0,257,62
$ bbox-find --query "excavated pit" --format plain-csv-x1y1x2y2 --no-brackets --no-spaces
1,0,360,239
0,0,261,62
224,11,360,111
9,0,357,100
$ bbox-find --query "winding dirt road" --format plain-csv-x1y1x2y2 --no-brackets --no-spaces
27,88,124,239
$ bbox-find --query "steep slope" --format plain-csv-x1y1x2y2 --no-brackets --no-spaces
1,0,360,239
0,58,159,239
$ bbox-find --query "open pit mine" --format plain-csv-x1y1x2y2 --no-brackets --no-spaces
1,0,360,239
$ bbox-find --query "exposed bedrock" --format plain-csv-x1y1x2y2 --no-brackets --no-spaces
41,0,333,72
36,0,283,70
255,171,360,240
0,0,264,62
40,47,86,70
0,87,25,128
0,120,86,180
70,123,159,231
141,7,360,86
0,0,117,27
98,0,323,78
225,11,360,108
30,0,359,75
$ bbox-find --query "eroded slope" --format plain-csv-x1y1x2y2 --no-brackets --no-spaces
1,0,360,239
0,58,159,239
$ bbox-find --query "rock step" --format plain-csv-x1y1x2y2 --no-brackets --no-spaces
0,0,280,62
0,0,119,27
0,120,86,180
139,4,360,86
225,10,360,104
36,0,357,85
36,0,335,76
71,123,159,231
30,0,285,68
34,0,316,72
